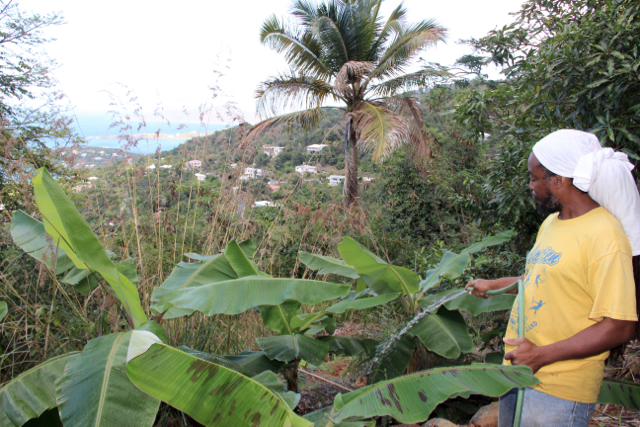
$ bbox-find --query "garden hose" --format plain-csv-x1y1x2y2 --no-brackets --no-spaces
468,279,525,427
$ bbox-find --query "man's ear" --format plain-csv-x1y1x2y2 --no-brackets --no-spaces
555,175,572,190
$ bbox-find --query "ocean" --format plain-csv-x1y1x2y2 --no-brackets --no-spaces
72,114,226,155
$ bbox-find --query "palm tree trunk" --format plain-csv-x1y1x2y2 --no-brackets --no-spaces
343,117,359,208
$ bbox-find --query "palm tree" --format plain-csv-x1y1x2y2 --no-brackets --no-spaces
243,0,446,207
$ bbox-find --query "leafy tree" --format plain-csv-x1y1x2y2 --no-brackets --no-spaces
453,0,640,250
0,1,82,211
244,0,446,207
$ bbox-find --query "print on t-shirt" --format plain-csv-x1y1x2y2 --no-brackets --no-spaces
508,245,561,334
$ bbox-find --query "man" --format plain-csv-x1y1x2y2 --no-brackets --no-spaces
467,130,638,427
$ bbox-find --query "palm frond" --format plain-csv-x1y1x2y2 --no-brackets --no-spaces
375,20,446,79
314,15,350,67
260,15,331,78
240,108,337,149
385,96,432,159
370,3,407,56
353,102,409,162
255,73,340,119
370,67,449,97
334,61,375,97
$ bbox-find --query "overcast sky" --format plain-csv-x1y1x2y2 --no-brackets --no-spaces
20,0,525,124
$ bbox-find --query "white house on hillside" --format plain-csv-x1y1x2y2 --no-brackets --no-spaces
186,160,202,168
195,173,207,182
329,175,345,186
263,146,285,157
244,167,263,179
306,144,327,154
161,165,172,169
146,164,156,170
253,201,276,207
295,165,317,174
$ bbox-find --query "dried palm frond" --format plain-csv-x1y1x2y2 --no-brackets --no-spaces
353,102,409,161
334,61,375,97
240,108,335,149
255,73,339,119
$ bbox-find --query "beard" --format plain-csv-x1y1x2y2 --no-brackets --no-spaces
533,189,562,215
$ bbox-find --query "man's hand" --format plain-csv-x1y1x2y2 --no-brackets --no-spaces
465,276,524,298
465,279,494,299
504,337,546,374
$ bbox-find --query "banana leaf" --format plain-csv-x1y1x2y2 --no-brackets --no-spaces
222,350,284,376
598,378,640,410
150,252,236,319
290,312,328,332
0,301,7,322
135,320,167,343
419,232,515,291
0,352,78,427
418,289,515,315
55,332,159,427
257,334,329,366
259,300,301,335
461,230,516,254
251,370,300,409
298,251,359,279
224,239,264,277
330,364,539,424
409,306,474,359
338,237,419,295
326,293,401,313
125,336,311,427
32,169,147,327
303,407,375,427
10,210,73,275
317,336,378,357
419,251,471,291
178,346,253,376
157,277,350,316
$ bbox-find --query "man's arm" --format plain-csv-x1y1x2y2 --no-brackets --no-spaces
465,276,524,298
504,317,637,373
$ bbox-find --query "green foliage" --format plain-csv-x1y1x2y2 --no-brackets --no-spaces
55,333,159,427
329,365,538,424
125,336,310,427
454,0,640,249
0,353,78,427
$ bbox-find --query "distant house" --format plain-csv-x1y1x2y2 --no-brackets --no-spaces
268,185,280,191
161,164,172,169
263,146,285,157
229,163,237,169
112,153,118,157
362,176,374,182
80,153,87,157
195,173,206,182
306,144,327,154
186,160,202,168
244,167,263,179
253,200,276,207
88,177,98,181
94,157,103,161
98,151,105,155
295,165,317,174
329,175,345,186
146,164,156,170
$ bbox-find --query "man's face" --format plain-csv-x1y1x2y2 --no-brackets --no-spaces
528,154,562,215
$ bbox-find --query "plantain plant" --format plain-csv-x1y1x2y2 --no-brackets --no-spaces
1,168,314,427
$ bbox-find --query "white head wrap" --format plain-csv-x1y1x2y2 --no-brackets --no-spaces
532,129,640,255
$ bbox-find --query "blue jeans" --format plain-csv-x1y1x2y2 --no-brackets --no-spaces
498,387,596,427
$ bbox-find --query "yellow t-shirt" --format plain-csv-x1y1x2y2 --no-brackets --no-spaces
504,207,637,403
